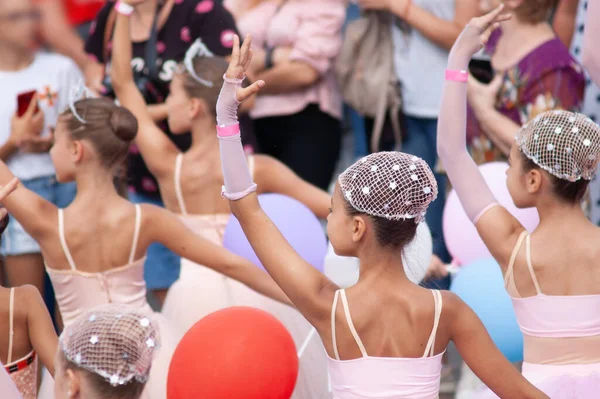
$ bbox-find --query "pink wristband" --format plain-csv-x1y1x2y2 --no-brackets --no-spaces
216,123,240,138
445,69,468,82
115,1,134,16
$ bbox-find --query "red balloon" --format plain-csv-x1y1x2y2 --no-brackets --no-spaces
167,307,299,399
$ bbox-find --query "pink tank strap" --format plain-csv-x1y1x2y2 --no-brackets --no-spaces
58,209,78,271
423,290,443,358
504,230,528,289
174,153,187,215
331,290,341,360
128,205,142,264
339,289,368,358
7,288,14,364
525,234,542,295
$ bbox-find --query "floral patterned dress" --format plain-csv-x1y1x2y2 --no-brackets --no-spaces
466,29,585,165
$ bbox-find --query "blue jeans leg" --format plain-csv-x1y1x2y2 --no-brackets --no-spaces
403,116,450,289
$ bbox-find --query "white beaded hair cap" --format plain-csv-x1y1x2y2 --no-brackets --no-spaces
338,152,438,222
59,304,159,387
516,110,600,182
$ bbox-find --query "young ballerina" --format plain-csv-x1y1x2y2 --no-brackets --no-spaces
437,4,600,398
109,5,331,396
0,178,57,399
0,94,288,399
53,304,159,399
214,31,548,398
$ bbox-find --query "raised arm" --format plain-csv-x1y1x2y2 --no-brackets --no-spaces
217,35,337,326
254,155,331,220
437,6,524,268
143,204,291,307
360,0,479,51
110,2,178,177
582,0,600,86
445,292,548,399
22,285,58,376
0,170,56,242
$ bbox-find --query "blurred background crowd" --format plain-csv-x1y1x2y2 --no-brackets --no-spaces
0,0,597,397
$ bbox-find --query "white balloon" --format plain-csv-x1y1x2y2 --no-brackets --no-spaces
324,222,433,287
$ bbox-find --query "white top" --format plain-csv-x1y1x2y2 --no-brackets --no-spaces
391,0,455,118
0,53,82,180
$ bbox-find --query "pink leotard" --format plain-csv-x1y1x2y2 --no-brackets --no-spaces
327,289,444,399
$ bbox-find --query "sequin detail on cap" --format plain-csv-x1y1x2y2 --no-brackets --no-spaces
515,110,600,182
338,152,438,222
59,304,159,387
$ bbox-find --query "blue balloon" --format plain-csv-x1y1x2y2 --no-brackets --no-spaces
223,194,327,273
450,258,523,362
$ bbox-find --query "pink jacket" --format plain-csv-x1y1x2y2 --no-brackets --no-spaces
226,0,345,120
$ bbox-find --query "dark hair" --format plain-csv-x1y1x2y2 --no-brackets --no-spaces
344,198,418,250
60,98,138,171
63,358,145,399
514,0,559,23
520,152,589,203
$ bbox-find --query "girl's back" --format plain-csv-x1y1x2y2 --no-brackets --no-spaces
0,287,32,368
0,285,57,399
41,198,144,273
511,223,600,298
328,285,449,398
329,284,450,360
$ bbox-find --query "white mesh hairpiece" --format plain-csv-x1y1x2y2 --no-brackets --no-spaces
516,110,600,182
68,80,97,124
338,152,438,222
182,39,214,87
59,304,159,387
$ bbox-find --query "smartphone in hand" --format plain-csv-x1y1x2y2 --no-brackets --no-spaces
17,90,39,117
468,58,494,84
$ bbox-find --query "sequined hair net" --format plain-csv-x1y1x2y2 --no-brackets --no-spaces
338,152,438,222
516,110,600,182
59,304,159,387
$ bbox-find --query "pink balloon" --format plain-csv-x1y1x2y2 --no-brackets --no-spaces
443,162,539,266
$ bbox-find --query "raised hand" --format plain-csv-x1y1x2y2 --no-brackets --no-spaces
10,94,44,148
225,34,265,103
453,4,511,58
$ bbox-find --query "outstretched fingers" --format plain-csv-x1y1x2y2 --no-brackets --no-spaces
472,4,511,32
239,34,252,68
230,34,241,67
237,80,265,103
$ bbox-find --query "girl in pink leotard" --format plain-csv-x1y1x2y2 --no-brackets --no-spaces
213,16,548,398
0,180,57,399
0,92,288,399
109,4,331,397
437,4,600,398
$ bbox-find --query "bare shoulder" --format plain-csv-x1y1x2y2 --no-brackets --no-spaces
15,285,45,317
437,290,475,332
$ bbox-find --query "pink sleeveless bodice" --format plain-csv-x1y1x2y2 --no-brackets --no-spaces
505,231,600,366
45,205,152,327
327,289,444,399
172,152,253,234
4,288,37,399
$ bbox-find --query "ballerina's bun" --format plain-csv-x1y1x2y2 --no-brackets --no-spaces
109,106,138,142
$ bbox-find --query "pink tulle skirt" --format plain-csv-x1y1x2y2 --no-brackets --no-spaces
476,362,600,398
